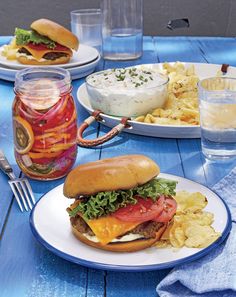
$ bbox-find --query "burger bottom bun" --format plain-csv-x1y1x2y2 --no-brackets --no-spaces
71,223,167,252
17,55,70,65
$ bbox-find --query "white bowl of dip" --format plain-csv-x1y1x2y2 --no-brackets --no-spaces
85,65,169,117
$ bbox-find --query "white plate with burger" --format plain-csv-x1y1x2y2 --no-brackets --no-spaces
30,155,231,271
0,54,101,82
0,19,99,70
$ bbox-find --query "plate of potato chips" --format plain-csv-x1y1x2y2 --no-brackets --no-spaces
29,173,231,271
77,62,236,138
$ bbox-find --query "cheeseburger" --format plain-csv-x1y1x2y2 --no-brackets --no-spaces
14,19,79,65
64,155,177,252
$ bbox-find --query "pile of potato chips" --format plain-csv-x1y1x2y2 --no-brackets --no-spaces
1,37,18,60
135,62,200,126
157,191,221,249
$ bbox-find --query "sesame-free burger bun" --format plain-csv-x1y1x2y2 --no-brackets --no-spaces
63,154,160,198
16,55,70,65
31,19,79,50
71,223,167,252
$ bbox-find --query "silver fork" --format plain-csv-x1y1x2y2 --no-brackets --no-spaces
0,150,35,212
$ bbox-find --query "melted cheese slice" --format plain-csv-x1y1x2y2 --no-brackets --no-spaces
20,45,72,61
69,200,141,245
86,216,140,245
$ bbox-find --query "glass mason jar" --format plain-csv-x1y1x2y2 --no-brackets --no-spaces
12,67,77,180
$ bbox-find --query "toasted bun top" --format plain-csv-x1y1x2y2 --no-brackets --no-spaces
31,19,79,50
63,154,160,198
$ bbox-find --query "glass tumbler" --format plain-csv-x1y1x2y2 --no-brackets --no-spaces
198,77,236,160
13,67,77,180
101,0,143,60
71,9,102,51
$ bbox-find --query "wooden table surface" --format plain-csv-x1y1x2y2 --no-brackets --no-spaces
0,36,236,297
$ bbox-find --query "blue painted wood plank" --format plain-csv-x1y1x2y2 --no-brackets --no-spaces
87,269,105,297
106,270,170,297
154,37,235,186
154,36,208,63
153,37,209,188
193,37,236,186
0,36,12,45
102,36,184,297
196,37,236,66
178,140,236,187
0,205,88,297
0,80,21,233
177,139,206,185
0,76,104,297
177,38,236,188
73,55,107,297
0,34,105,295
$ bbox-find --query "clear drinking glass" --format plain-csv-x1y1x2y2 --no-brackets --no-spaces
101,0,143,60
71,9,102,51
198,77,236,160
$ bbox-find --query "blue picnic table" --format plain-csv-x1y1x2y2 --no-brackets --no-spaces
0,35,236,297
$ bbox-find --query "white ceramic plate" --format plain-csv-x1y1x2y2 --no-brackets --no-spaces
30,173,231,272
0,55,101,82
0,44,99,69
77,62,236,139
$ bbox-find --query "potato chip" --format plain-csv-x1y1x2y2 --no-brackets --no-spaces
154,240,171,248
184,223,220,248
135,62,200,126
158,190,221,249
1,37,18,61
135,115,145,122
182,212,214,226
169,223,186,248
174,191,207,213
144,114,156,123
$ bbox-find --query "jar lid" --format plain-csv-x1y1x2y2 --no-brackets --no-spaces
14,67,71,110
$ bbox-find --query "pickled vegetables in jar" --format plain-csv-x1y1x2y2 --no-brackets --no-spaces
12,67,77,180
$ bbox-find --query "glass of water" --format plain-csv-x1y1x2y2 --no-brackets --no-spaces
198,77,236,160
70,9,102,52
101,0,143,60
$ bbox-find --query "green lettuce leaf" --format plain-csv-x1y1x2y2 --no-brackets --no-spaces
15,28,56,49
69,178,177,220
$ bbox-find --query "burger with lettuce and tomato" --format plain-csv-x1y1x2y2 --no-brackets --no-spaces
14,19,79,65
64,155,177,252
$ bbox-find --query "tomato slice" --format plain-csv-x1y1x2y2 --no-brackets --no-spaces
153,198,177,223
27,42,69,51
112,196,165,223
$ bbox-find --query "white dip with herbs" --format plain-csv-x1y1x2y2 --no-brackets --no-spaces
86,66,168,117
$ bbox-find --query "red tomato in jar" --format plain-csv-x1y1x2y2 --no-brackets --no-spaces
28,151,62,165
32,95,75,132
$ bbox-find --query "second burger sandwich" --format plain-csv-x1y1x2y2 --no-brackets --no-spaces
64,155,177,252
14,19,79,65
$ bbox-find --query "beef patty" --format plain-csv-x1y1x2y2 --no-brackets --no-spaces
70,215,164,239
18,47,68,60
